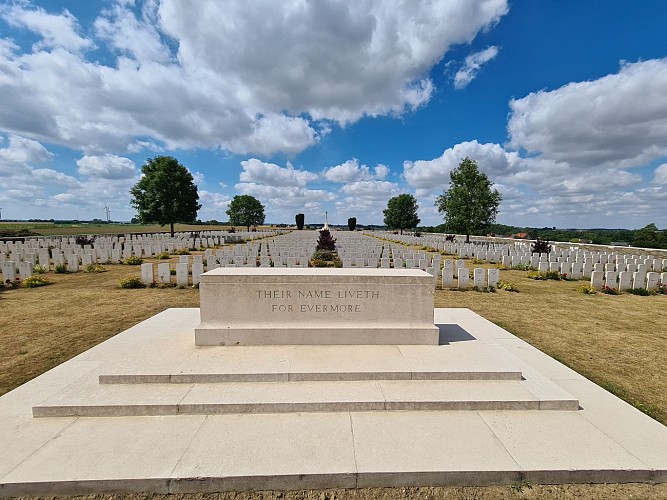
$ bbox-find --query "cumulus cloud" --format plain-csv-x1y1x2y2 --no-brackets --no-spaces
76,154,136,179
240,159,319,187
508,58,667,169
1,4,93,52
0,134,53,167
453,46,499,89
0,1,509,156
403,140,518,194
323,159,389,183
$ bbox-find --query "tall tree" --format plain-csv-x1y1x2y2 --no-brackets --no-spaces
383,194,420,235
295,213,305,230
435,157,501,243
129,156,201,236
226,195,265,231
347,217,357,231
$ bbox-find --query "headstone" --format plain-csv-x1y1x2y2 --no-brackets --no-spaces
618,271,632,292
141,263,154,285
538,262,548,273
604,271,618,289
646,272,660,291
487,268,499,289
457,270,469,289
176,263,189,286
632,272,646,289
157,263,171,284
570,262,582,279
441,267,454,288
473,268,485,289
192,263,204,285
19,262,33,280
67,254,79,273
179,255,189,264
1,261,15,283
590,271,604,290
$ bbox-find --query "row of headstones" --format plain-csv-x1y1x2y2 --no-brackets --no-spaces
440,267,501,290
373,231,667,269
140,262,205,286
590,270,667,291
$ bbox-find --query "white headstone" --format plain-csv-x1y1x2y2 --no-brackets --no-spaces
1,261,15,283
604,271,618,289
157,263,171,284
473,268,484,288
632,272,646,289
590,271,604,290
646,272,660,291
618,271,632,292
487,268,500,289
18,262,33,280
457,270,469,289
176,262,189,286
441,267,454,288
141,263,154,285
570,262,582,279
67,254,79,273
192,263,204,285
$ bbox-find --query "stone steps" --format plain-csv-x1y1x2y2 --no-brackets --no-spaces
33,377,579,417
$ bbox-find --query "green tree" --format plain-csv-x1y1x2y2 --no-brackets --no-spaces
295,213,305,230
226,195,265,231
129,156,201,236
435,157,502,243
383,194,420,234
347,217,357,231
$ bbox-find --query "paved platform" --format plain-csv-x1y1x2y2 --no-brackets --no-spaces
1,308,666,496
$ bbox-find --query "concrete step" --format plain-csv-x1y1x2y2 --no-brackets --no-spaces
97,343,524,384
33,378,579,418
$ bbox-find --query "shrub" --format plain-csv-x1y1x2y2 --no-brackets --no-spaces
657,283,667,295
497,281,519,292
601,285,620,295
119,276,146,289
174,249,190,255
227,227,236,233
84,264,106,273
310,250,342,268
123,256,143,265
55,264,68,273
75,235,96,246
156,252,170,260
512,262,532,271
578,284,596,294
531,238,551,254
316,229,336,252
627,288,656,296
170,269,177,275
32,264,48,274
149,280,176,289
470,257,484,264
23,275,49,288
527,270,561,280
445,234,456,242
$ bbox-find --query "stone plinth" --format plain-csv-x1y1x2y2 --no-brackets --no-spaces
195,268,439,345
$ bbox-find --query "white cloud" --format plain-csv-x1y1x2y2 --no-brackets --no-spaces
340,180,399,199
652,164,667,185
323,159,389,183
76,154,136,179
508,58,667,169
239,159,319,187
0,134,53,166
453,45,499,89
0,1,510,157
1,5,93,52
403,140,519,193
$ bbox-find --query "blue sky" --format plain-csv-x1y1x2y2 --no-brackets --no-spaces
1,0,666,229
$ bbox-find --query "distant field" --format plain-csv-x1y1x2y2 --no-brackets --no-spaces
0,222,279,236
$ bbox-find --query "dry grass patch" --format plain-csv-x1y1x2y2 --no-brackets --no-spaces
436,266,667,423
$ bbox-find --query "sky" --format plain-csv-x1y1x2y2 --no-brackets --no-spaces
1,1,667,229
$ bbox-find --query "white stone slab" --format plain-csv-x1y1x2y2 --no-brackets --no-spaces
196,269,438,346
